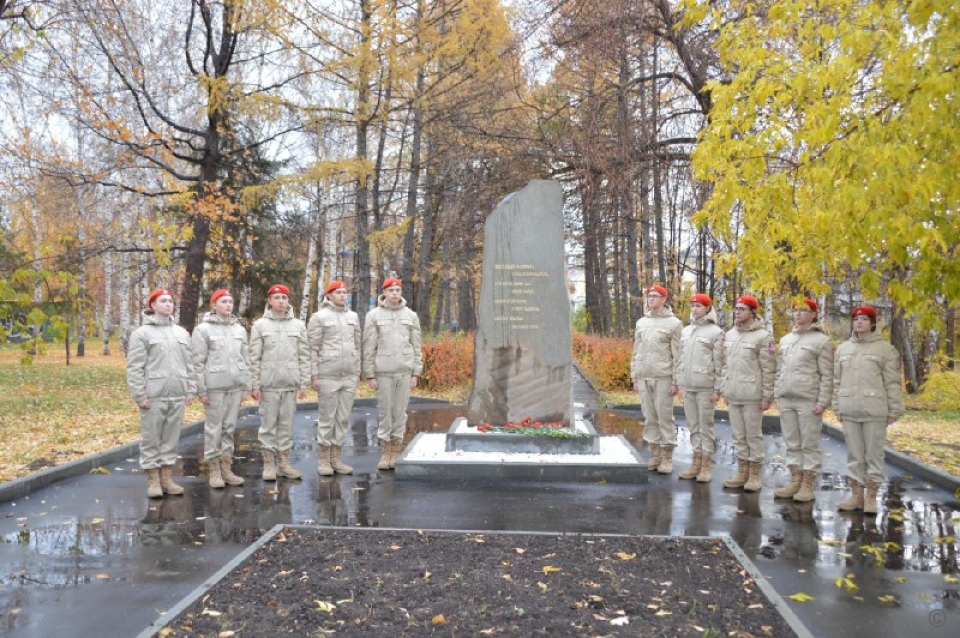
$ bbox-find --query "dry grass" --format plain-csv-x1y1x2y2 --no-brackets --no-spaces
0,340,467,483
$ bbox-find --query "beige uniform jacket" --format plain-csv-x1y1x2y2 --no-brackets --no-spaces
775,322,834,405
676,307,725,393
833,332,905,421
191,312,251,395
721,317,776,403
630,308,682,383
362,296,423,378
308,299,361,380
249,305,311,391
127,311,197,403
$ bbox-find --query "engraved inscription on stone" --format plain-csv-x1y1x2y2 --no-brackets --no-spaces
467,179,574,427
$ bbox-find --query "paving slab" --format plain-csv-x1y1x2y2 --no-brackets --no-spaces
0,400,957,637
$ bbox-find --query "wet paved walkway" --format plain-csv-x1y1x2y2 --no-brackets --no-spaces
1,393,958,636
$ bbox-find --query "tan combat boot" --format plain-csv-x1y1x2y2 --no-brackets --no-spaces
146,468,163,499
793,470,817,502
208,457,225,489
262,450,277,482
744,461,762,492
389,440,404,469
723,458,749,488
646,444,662,470
318,446,334,476
277,451,303,479
864,481,880,516
774,465,801,499
679,453,702,480
696,455,713,483
220,456,245,486
377,440,392,471
332,446,354,474
657,445,675,474
159,466,184,495
837,479,864,511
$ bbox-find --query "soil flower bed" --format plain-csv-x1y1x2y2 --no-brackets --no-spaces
472,416,585,439
160,528,798,636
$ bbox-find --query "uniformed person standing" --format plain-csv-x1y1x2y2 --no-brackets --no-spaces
191,289,251,489
250,284,310,481
127,289,196,498
676,293,724,482
833,306,904,515
363,278,423,471
720,295,776,492
308,280,361,476
773,298,834,502
631,284,683,474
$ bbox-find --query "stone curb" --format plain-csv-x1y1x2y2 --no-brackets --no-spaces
0,395,457,504
137,526,813,638
608,404,960,493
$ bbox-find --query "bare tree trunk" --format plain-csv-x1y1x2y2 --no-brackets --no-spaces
651,37,667,284
890,303,918,393
946,302,956,370
102,250,113,356
300,202,319,320
353,0,374,320
30,191,42,304
415,150,438,325
75,185,86,357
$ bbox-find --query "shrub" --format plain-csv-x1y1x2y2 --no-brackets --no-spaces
572,332,632,392
420,332,474,391
911,371,960,411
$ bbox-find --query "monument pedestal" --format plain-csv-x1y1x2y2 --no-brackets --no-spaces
396,419,647,484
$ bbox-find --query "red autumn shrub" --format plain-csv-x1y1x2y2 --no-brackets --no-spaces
572,332,632,392
420,331,475,391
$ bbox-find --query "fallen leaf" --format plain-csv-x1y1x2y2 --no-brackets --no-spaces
877,595,896,604
610,616,629,626
89,467,110,474
267,490,279,495
893,577,907,584
789,592,814,602
945,575,960,584
514,548,526,554
615,552,636,561
314,600,336,613
749,603,763,609
537,582,548,593
159,629,174,637
502,574,513,581
201,609,222,617
654,609,672,616
432,614,447,625
592,614,609,621
219,632,235,637
389,544,403,550
541,566,562,574
818,539,843,546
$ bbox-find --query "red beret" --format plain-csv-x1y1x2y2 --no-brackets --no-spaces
210,289,232,304
267,284,290,297
326,281,347,295
736,295,759,310
148,289,173,307
690,293,712,307
646,284,668,298
793,298,818,312
852,306,877,319
382,277,402,290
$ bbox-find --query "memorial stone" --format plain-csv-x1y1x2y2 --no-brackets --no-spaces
467,179,574,427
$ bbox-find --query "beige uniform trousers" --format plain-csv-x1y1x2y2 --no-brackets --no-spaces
728,402,764,462
258,390,296,453
139,398,186,469
376,374,412,442
843,420,887,484
317,377,357,446
204,390,244,460
640,378,676,446
779,398,823,472
683,391,716,454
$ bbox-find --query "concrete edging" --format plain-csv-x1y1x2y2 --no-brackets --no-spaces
137,525,813,638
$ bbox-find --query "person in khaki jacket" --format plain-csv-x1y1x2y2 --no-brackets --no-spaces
773,298,834,502
250,284,310,482
308,280,361,477
363,278,423,471
720,295,776,492
833,306,904,515
676,294,724,483
631,284,683,474
192,289,251,489
127,289,196,499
